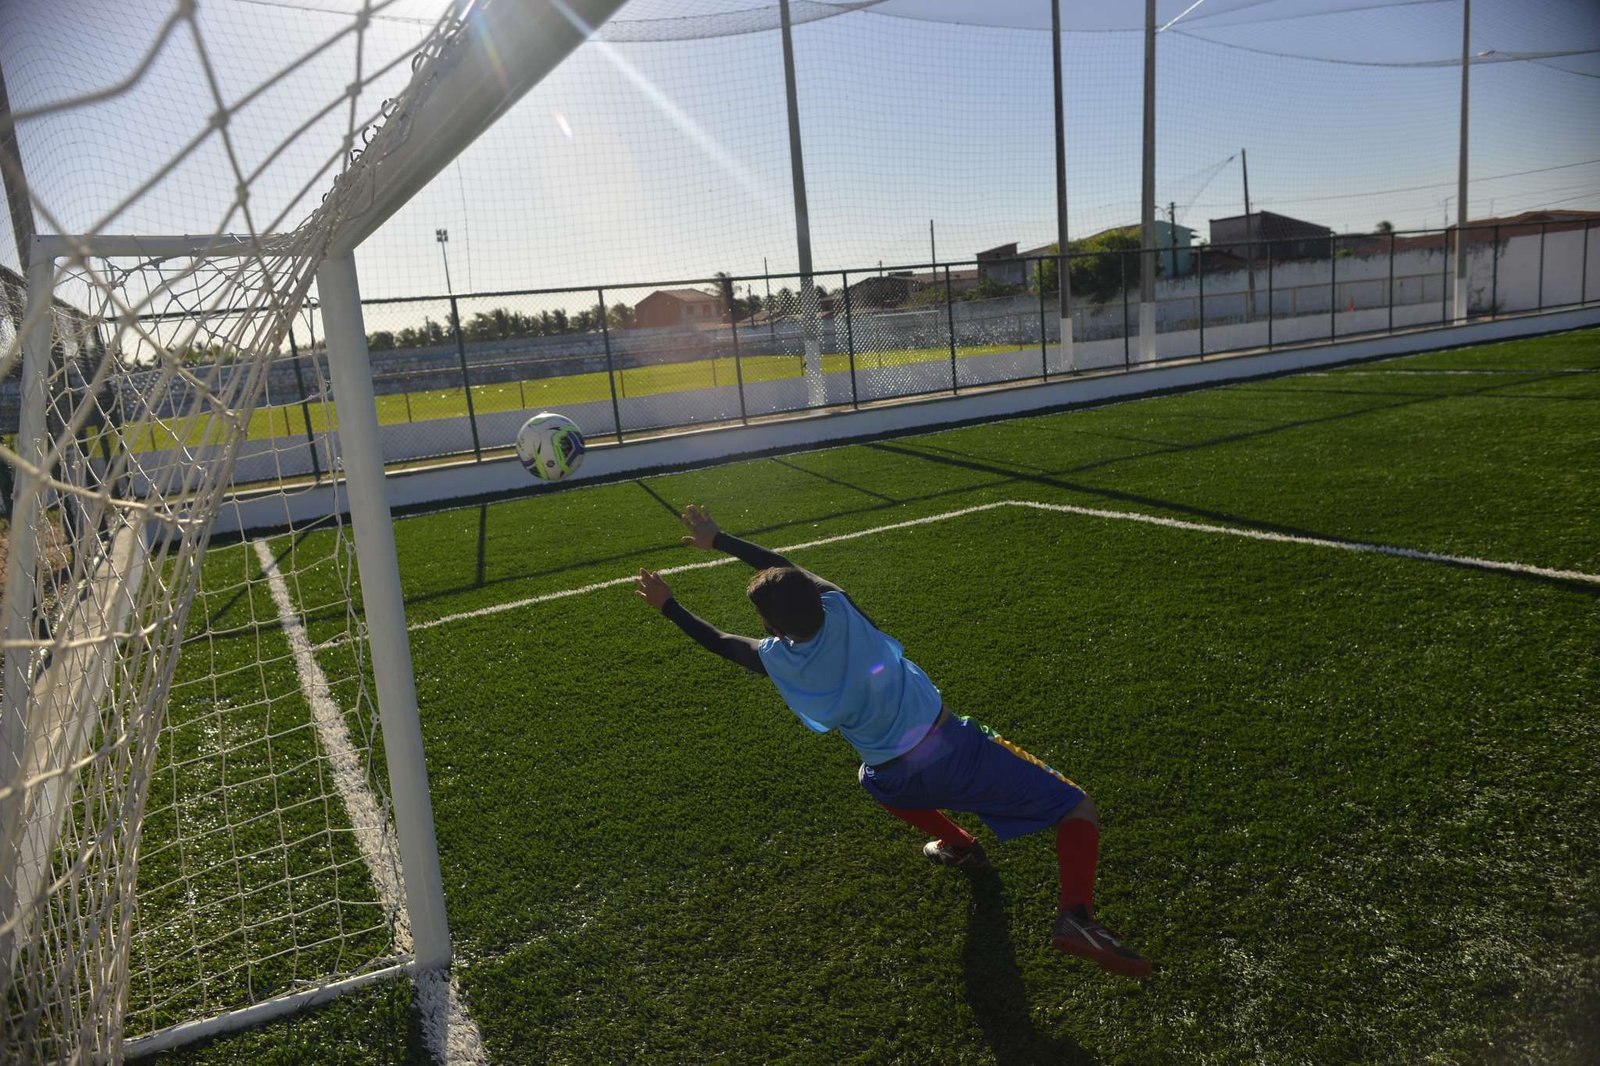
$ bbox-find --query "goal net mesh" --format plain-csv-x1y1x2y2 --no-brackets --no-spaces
0,0,492,1058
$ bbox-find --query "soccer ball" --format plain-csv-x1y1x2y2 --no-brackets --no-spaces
515,412,586,482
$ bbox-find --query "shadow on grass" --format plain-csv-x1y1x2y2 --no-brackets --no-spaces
962,871,1097,1066
386,363,1596,614
865,439,1600,597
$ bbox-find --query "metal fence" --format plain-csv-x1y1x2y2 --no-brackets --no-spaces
122,217,1594,489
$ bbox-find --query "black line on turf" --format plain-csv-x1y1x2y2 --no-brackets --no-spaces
632,478,681,519
767,455,901,504
865,444,1600,597
476,504,488,587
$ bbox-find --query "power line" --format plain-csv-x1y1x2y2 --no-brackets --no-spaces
1246,157,1600,206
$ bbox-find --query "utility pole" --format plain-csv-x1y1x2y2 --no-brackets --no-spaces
435,228,453,293
929,219,936,271
1241,148,1255,320
1454,0,1471,323
778,0,822,402
1138,0,1157,362
1167,201,1178,279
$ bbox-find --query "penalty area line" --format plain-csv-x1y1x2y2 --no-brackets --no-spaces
1008,500,1600,587
413,499,1600,633
409,501,1017,632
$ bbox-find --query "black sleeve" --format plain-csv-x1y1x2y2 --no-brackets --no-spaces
661,598,767,675
713,530,847,597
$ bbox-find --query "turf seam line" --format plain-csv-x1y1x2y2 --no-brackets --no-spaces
413,500,1599,632
253,539,489,1065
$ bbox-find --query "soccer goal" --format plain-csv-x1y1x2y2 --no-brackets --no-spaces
0,1,625,1060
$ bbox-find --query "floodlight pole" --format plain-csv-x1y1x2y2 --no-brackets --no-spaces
315,251,451,975
435,228,453,294
1051,0,1075,370
778,0,823,403
1138,0,1157,363
1454,0,1471,323
1241,148,1255,319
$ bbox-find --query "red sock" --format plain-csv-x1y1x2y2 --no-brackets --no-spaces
880,805,976,851
1056,817,1099,915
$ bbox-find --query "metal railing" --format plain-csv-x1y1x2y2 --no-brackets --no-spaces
112,218,1593,487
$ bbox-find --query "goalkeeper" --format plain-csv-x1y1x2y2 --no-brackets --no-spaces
635,505,1153,979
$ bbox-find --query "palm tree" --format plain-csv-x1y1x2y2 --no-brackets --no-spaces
1375,220,1394,235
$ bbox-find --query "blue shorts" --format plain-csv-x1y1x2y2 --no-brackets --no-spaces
858,714,1086,842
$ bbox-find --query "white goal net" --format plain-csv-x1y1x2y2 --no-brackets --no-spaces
0,0,624,1060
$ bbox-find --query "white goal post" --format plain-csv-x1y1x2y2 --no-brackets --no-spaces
0,0,627,1060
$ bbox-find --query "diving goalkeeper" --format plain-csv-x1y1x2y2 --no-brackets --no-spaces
634,504,1153,979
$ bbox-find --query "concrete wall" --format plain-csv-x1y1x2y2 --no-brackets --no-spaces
211,303,1600,537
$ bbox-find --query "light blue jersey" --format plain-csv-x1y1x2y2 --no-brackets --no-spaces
757,591,943,765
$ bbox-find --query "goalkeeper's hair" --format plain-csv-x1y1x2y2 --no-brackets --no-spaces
747,567,824,640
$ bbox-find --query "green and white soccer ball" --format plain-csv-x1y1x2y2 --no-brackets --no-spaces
515,412,586,482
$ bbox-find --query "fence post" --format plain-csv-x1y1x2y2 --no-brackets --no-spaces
1440,228,1450,325
1582,219,1591,305
842,271,858,408
1490,224,1500,315
1121,250,1131,369
1387,232,1396,334
727,287,747,424
1537,222,1546,311
286,323,324,484
1329,235,1337,341
945,266,958,393
598,287,624,443
448,294,481,461
1266,244,1275,349
1196,246,1205,358
731,303,748,425
1037,256,1049,380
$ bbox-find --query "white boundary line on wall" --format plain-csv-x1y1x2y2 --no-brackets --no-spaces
252,540,488,1065
414,499,1599,632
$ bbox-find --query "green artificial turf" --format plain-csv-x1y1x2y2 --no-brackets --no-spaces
128,342,1019,452
147,328,1599,1064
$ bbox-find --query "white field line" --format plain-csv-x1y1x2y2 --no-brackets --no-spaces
1006,501,1600,586
409,501,1019,631
253,540,487,1066
414,500,1599,633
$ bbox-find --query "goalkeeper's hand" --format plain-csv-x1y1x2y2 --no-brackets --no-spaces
678,504,720,550
635,569,672,611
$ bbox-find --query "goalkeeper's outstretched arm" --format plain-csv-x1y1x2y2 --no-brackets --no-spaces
678,504,846,597
635,568,767,675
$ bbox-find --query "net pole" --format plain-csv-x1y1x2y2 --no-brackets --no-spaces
1051,0,1075,371
316,251,451,974
1138,0,1157,363
1453,0,1471,323
0,251,54,979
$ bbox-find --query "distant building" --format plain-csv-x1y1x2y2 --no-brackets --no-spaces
1209,211,1333,262
1354,208,1600,256
977,243,1027,287
632,288,722,328
847,272,925,308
